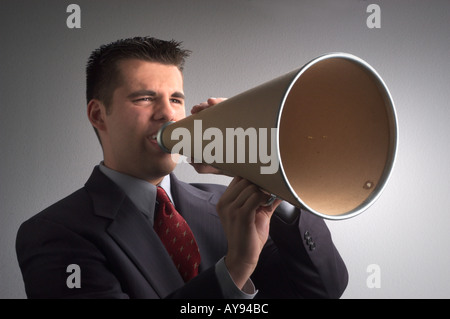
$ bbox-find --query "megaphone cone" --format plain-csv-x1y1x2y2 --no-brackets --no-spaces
157,53,398,220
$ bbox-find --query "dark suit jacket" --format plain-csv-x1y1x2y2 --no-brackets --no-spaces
16,166,348,299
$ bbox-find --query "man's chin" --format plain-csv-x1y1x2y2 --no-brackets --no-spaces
152,155,179,175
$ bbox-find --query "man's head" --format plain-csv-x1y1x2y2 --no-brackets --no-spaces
86,36,191,126
86,37,191,184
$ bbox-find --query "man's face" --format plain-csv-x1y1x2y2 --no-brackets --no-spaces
101,59,186,184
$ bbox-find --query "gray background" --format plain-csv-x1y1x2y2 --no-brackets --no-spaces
1,0,449,299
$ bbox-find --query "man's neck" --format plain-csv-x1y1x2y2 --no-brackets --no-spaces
101,161,165,186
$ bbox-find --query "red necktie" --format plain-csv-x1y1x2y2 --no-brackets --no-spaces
153,186,201,282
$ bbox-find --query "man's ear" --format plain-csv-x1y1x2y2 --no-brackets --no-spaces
87,99,107,132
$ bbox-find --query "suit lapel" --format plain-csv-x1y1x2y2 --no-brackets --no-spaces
107,201,184,297
85,167,183,298
169,174,228,271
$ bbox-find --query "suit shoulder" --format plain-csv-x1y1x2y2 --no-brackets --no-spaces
189,182,227,195
20,187,92,228
171,177,227,207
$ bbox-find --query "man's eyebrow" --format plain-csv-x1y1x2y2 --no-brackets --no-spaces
127,90,157,99
126,90,185,100
171,91,185,100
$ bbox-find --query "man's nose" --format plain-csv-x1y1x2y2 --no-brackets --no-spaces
153,99,175,122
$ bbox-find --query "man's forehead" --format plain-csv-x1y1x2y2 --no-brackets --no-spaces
114,59,184,94
118,59,183,90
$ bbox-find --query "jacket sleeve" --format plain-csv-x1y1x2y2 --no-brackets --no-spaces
251,203,348,299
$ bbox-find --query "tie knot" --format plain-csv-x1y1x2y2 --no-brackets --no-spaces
157,186,171,204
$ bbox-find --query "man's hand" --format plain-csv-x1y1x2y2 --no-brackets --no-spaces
190,97,226,115
217,176,282,289
190,98,282,289
189,98,228,175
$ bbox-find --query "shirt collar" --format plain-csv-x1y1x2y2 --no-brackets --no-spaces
98,162,173,225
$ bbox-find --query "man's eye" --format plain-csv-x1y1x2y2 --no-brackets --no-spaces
170,98,182,104
134,97,153,103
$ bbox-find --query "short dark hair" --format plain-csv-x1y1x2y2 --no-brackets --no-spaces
86,36,191,108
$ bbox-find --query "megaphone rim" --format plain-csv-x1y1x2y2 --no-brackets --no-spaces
276,52,399,220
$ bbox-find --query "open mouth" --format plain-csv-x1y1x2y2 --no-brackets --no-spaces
148,134,159,146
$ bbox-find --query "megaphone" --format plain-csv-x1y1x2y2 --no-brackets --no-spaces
157,53,398,220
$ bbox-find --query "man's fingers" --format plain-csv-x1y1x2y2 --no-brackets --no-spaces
221,178,272,211
207,97,226,105
190,102,209,114
191,98,227,114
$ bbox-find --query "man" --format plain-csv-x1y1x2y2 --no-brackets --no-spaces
16,36,348,299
